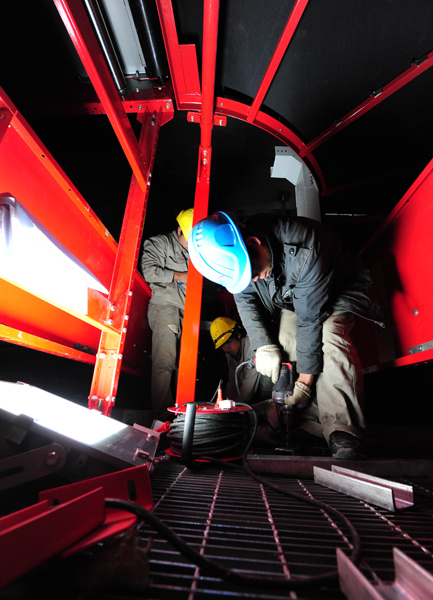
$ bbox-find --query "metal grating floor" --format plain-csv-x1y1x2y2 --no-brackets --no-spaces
140,458,433,600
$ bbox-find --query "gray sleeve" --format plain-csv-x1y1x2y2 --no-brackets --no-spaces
234,284,275,351
141,235,175,285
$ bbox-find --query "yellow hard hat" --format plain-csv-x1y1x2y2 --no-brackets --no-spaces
210,316,238,349
176,208,194,241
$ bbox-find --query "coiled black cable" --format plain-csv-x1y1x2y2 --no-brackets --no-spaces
167,409,250,458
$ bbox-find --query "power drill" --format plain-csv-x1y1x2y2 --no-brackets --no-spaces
272,362,298,450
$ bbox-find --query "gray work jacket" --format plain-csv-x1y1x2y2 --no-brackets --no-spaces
141,230,189,310
234,215,384,375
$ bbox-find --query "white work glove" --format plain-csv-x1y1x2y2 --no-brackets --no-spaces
255,344,282,384
284,381,311,409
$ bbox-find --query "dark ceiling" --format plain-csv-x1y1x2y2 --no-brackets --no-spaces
2,0,433,250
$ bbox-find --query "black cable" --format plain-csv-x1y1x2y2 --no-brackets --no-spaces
167,410,250,458
234,360,252,401
163,396,363,588
105,497,341,590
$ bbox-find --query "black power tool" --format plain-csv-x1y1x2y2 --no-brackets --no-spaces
271,362,299,452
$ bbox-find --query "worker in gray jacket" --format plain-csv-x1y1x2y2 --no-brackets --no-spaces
141,209,193,423
188,211,384,459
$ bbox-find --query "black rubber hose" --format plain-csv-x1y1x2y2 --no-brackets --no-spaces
105,497,345,590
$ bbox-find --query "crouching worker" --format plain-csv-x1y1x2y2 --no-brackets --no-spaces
189,211,384,459
210,316,282,445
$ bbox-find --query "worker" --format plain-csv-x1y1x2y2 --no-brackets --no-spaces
210,316,272,403
141,208,193,424
188,211,384,459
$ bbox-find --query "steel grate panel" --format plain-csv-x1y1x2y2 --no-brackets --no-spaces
138,459,433,599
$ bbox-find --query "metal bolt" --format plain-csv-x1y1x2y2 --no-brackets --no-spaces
118,354,123,360
112,353,117,360
413,309,419,315
45,452,59,467
136,87,139,93
203,150,207,156
138,104,142,110
219,119,223,125
191,115,195,121
105,396,110,402
166,103,170,109
220,102,224,106
110,305,115,311
129,291,133,296
123,328,127,333
108,319,113,325
99,352,106,359
203,159,207,164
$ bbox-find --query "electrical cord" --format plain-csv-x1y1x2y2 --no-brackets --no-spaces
160,385,362,588
105,495,342,591
234,360,253,401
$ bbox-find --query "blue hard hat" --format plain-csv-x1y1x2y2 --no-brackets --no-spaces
188,211,252,294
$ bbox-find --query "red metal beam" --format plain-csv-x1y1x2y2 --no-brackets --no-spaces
300,50,433,158
176,0,220,406
155,0,202,109
215,96,326,192
89,109,162,415
247,0,310,124
53,0,148,190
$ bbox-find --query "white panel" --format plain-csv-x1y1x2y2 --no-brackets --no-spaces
100,0,146,74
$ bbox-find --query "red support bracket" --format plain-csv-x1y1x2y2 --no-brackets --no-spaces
0,488,106,590
187,111,227,126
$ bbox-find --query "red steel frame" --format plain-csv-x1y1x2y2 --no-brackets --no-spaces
2,0,433,417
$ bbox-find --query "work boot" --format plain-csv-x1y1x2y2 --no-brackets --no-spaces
329,431,367,460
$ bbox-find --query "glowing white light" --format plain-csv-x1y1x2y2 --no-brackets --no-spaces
0,195,108,314
0,381,127,445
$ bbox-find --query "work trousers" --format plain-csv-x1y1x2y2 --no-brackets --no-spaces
278,308,366,442
147,303,183,422
253,309,366,445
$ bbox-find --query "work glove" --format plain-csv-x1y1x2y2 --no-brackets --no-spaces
284,381,311,409
255,344,282,383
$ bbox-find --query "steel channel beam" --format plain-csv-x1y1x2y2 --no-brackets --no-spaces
247,0,310,124
89,109,161,415
155,0,202,108
53,0,147,191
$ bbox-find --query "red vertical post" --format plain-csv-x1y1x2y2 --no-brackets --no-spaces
176,0,220,406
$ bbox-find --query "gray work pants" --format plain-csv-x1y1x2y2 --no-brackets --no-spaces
278,308,365,442
147,303,183,422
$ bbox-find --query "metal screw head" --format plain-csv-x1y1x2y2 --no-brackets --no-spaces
203,159,207,164
191,115,195,121
110,305,115,311
413,309,419,315
108,319,113,325
45,452,59,467
166,103,170,109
